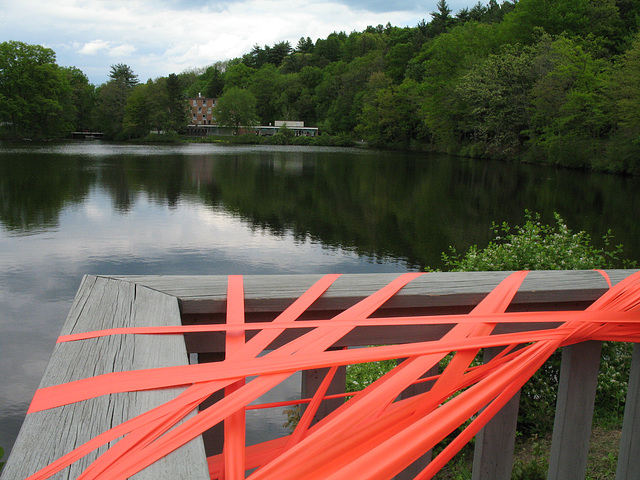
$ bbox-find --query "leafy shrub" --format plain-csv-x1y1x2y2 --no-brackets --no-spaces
291,135,314,145
229,133,265,144
270,125,295,145
282,405,301,432
346,358,397,393
140,132,183,143
315,212,635,438
440,211,634,272
437,211,636,434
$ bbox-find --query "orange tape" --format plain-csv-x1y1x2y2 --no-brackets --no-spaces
22,271,640,480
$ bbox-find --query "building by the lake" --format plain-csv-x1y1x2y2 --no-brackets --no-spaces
186,96,318,137
189,96,216,126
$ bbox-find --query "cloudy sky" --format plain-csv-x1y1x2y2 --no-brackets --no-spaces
1,0,474,85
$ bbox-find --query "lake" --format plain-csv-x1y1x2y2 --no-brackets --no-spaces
1,141,639,455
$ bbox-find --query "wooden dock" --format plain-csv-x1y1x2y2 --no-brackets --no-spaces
2,270,640,479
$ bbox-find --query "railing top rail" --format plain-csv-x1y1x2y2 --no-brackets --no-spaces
110,269,637,314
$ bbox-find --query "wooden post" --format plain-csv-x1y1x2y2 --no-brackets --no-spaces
547,341,602,480
472,347,521,480
395,363,439,480
198,352,226,457
616,342,640,480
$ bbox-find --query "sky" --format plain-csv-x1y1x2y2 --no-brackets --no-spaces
1,0,475,85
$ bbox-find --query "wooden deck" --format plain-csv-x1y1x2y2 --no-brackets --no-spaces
2,270,640,480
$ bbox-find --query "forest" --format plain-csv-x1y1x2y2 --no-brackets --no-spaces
2,0,640,174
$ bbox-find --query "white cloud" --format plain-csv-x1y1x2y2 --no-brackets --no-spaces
108,43,137,57
78,39,110,55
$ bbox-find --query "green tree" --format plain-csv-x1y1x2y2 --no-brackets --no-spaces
606,31,640,173
214,87,258,134
411,22,498,146
455,44,538,155
183,63,226,98
528,35,611,167
295,37,315,54
357,77,425,147
244,44,269,69
429,0,454,36
611,32,640,136
275,73,311,125
249,64,285,125
122,76,187,137
499,0,621,51
123,82,157,138
280,52,314,74
315,52,384,134
166,73,188,132
268,41,292,66
243,41,292,68
95,81,127,138
63,66,95,131
313,32,345,64
0,41,73,139
202,67,225,98
96,64,139,139
109,63,139,88
223,63,256,90
384,43,414,83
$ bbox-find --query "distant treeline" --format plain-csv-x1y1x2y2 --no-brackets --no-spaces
3,0,640,173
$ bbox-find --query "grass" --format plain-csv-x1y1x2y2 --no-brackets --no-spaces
433,422,622,479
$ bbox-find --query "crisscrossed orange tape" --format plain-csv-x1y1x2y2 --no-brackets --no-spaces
23,270,640,480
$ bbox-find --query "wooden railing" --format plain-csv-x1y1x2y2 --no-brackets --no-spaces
2,270,639,480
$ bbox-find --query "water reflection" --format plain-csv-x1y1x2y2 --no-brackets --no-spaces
3,143,639,267
1,142,639,456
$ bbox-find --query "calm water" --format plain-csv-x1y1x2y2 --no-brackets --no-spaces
1,141,639,455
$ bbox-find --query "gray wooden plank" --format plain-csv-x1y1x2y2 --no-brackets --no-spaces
547,341,602,480
1,275,208,480
112,270,635,315
616,343,640,480
472,347,521,480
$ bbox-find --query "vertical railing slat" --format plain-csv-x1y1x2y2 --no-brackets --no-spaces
616,342,640,480
471,347,521,480
547,341,602,480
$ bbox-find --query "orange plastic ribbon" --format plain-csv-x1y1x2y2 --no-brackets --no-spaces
22,270,640,480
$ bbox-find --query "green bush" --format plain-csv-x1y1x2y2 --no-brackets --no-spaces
305,212,636,438
291,135,314,145
437,211,636,434
346,358,397,393
270,124,295,145
140,132,183,143
229,133,265,144
440,211,633,272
